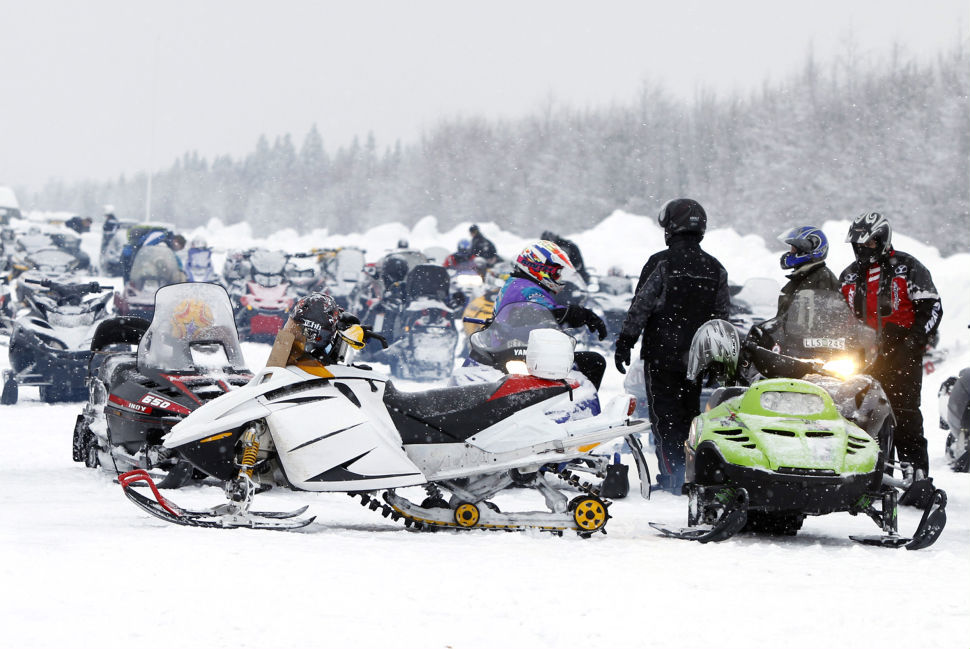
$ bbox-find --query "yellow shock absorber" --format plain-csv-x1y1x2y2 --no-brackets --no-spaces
238,427,261,479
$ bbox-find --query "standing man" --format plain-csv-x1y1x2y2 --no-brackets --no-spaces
468,224,500,266
840,212,942,490
614,198,731,493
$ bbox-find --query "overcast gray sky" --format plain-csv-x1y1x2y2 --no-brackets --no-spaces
1,0,966,190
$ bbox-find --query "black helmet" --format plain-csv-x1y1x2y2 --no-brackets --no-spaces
658,198,707,239
846,211,892,265
291,293,340,358
381,255,409,283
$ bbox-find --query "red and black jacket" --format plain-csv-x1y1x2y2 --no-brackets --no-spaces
838,249,942,345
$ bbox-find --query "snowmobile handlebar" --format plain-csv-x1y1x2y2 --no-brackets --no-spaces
361,326,388,349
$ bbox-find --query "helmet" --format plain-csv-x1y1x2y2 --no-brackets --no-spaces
190,237,208,250
381,255,409,283
777,225,828,270
513,240,574,293
397,238,409,249
291,293,340,358
469,224,480,235
104,204,115,217
457,239,472,253
687,319,740,383
846,211,892,265
658,198,707,238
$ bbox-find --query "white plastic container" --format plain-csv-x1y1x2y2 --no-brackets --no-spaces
526,328,575,380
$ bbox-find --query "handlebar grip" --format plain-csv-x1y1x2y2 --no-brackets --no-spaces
462,317,488,324
367,331,389,349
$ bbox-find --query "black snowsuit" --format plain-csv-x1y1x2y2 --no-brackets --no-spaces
776,261,840,316
617,234,731,489
839,249,942,475
470,232,499,264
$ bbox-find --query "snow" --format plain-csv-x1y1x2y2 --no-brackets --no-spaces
2,212,968,649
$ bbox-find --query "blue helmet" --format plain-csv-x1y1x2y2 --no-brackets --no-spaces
777,225,828,270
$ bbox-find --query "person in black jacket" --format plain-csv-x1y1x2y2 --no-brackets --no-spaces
541,230,590,284
468,225,500,266
614,198,731,492
840,211,942,483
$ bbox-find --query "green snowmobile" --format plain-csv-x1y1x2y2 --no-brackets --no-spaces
650,292,947,549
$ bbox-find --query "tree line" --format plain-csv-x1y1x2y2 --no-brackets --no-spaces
23,41,970,253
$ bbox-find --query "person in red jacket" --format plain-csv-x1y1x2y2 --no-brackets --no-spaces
840,211,942,483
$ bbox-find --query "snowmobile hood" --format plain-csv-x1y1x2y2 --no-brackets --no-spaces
695,379,880,474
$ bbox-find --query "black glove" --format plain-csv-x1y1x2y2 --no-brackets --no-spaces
553,305,607,340
614,335,635,374
337,312,360,329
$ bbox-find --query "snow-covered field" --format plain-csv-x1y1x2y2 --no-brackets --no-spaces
2,212,968,649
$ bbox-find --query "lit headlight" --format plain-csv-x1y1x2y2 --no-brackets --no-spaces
822,358,856,380
505,360,529,375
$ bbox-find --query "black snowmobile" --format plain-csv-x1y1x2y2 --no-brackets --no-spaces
72,283,252,488
2,277,114,404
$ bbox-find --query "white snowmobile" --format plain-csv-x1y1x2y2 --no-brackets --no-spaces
119,307,651,534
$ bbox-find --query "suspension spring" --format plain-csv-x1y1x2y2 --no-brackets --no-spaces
238,426,260,479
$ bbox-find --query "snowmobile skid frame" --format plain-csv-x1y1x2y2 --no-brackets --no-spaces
119,463,618,537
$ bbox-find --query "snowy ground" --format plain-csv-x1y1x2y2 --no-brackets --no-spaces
2,213,968,648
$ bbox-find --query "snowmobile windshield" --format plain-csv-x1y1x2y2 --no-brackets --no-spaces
760,390,826,415
29,248,76,273
405,264,451,303
325,248,365,294
137,283,246,373
734,277,781,313
19,233,55,253
250,249,288,276
469,301,559,357
130,246,184,288
777,290,874,361
597,276,632,296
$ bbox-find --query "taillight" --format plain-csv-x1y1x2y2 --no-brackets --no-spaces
627,397,636,417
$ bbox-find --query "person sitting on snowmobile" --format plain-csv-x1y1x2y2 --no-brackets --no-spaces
443,239,477,272
746,225,840,352
839,211,943,494
266,292,365,369
493,239,607,388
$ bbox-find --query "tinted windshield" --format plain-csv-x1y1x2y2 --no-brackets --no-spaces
130,246,184,286
250,249,288,275
138,283,246,372
469,301,559,355
779,290,875,357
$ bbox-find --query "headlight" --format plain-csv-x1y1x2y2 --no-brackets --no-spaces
505,360,529,375
822,357,857,380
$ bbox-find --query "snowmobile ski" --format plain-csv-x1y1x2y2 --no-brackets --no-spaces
649,488,749,543
849,488,947,550
119,470,315,530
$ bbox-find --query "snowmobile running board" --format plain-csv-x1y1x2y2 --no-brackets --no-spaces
118,469,315,530
648,488,749,543
850,488,948,551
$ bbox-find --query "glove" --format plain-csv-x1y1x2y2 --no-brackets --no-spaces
554,305,608,340
337,312,360,329
614,335,635,374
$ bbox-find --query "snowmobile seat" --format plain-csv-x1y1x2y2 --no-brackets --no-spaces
706,386,747,410
384,375,571,445
99,352,140,390
91,316,150,352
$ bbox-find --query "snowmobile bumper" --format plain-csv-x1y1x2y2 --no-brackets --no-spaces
687,441,882,515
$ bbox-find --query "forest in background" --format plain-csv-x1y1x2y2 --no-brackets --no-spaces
21,42,970,253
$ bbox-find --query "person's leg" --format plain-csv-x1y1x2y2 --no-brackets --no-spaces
573,351,605,390
645,366,696,491
876,351,929,474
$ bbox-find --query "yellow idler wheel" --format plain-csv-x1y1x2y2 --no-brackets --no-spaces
571,496,608,533
454,502,480,528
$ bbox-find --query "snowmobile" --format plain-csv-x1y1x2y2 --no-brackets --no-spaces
649,291,947,550
2,276,114,404
938,334,969,472
229,249,300,343
587,271,635,353
455,301,636,498
313,247,366,309
117,314,651,533
73,283,252,487
383,264,460,380
115,244,186,320
183,245,220,284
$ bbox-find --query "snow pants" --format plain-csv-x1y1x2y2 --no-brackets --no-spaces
873,348,929,475
644,364,701,490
